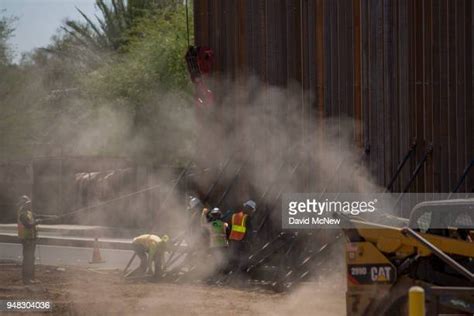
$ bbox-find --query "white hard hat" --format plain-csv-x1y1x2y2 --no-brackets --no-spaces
188,197,202,210
17,195,31,207
243,200,256,211
210,207,222,217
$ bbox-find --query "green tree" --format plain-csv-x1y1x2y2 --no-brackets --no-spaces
0,1,195,163
63,0,178,52
80,3,195,162
0,11,16,66
84,4,192,100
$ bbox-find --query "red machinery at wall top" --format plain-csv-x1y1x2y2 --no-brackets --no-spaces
185,46,214,109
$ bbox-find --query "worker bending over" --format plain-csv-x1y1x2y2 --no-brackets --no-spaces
131,234,169,279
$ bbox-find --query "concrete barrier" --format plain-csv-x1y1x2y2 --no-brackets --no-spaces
0,234,132,250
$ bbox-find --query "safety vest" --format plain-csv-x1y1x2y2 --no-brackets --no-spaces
132,234,162,254
209,220,228,248
17,209,37,240
229,211,248,241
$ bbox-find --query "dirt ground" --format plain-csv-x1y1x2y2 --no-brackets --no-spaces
0,264,345,316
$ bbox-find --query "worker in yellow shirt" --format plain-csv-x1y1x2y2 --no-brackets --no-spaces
130,234,169,279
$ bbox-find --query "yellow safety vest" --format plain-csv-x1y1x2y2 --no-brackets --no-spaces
209,220,228,248
17,209,37,240
229,211,247,241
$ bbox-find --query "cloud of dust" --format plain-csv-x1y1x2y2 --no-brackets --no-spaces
262,237,347,316
2,30,388,294
100,75,387,284
62,74,385,282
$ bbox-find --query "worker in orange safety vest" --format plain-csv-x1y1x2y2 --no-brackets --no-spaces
228,200,256,274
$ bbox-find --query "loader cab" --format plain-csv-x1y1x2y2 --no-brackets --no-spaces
409,199,474,241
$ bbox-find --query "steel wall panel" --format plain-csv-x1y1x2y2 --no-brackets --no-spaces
431,0,441,193
448,1,458,189
423,0,434,192
439,0,449,193
384,0,395,189
354,0,362,145
193,0,474,193
361,0,371,164
456,0,467,193
397,0,410,192
323,0,334,118
467,0,474,191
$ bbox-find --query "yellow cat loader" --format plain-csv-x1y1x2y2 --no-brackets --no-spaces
343,199,474,315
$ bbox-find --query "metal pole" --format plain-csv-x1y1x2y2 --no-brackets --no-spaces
149,160,193,232
401,145,433,194
203,156,233,203
256,161,301,233
392,145,433,212
448,159,474,198
216,160,247,207
402,227,474,282
408,286,425,316
123,253,136,276
58,183,162,219
385,141,417,192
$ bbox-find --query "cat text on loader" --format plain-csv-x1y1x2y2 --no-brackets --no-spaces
343,199,474,315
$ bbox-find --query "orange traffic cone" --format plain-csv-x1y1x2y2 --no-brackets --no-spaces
89,237,105,264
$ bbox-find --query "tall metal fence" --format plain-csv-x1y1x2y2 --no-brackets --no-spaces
193,0,474,193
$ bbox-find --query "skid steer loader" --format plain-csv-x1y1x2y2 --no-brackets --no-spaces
344,199,474,315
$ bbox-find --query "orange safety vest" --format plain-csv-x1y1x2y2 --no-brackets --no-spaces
229,211,248,241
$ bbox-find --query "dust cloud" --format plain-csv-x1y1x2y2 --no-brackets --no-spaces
3,33,381,314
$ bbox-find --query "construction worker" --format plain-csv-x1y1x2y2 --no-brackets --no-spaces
17,195,40,285
186,196,210,230
187,197,204,237
228,200,256,274
208,208,229,275
130,234,169,279
208,208,229,248
187,196,203,217
186,196,212,258
198,206,211,245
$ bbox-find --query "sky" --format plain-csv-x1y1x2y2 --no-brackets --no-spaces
0,0,98,62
